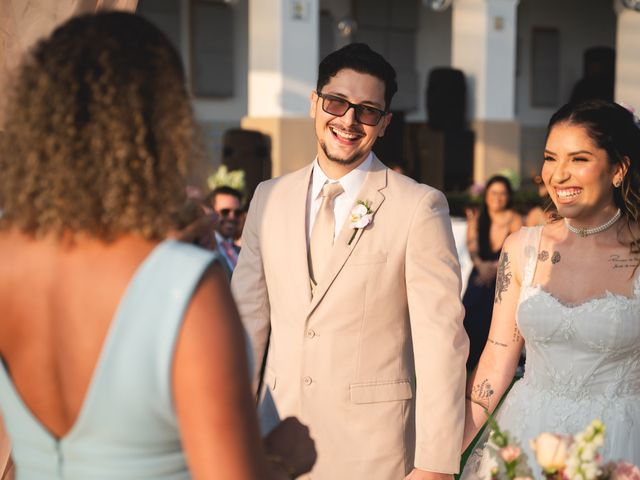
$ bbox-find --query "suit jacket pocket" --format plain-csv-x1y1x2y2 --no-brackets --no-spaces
346,252,387,266
349,379,413,404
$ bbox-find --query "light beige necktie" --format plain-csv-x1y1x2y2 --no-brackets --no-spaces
309,182,344,286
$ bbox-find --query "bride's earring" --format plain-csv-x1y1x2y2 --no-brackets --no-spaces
614,178,622,188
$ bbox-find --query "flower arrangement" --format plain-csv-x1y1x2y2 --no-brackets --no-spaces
485,417,639,480
207,165,246,193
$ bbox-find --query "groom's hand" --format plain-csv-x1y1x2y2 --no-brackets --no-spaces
404,469,454,480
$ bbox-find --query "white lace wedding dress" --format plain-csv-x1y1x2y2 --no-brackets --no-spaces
463,226,640,479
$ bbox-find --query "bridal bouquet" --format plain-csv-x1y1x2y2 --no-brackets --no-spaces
486,417,640,480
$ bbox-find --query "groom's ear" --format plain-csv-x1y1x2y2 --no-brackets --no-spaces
310,91,319,119
377,112,392,138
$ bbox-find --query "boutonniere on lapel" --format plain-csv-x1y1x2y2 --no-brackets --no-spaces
348,200,373,245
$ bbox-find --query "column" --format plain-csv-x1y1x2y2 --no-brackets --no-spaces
242,0,319,177
451,0,520,184
614,1,640,109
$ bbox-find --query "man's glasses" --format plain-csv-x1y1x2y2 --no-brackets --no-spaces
316,92,387,127
219,208,243,218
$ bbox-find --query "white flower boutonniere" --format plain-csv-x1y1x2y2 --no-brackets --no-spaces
348,200,373,245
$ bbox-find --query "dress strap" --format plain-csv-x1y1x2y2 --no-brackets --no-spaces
520,226,543,288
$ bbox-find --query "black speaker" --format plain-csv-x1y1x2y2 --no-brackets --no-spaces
569,46,615,103
221,129,271,203
372,111,405,171
426,67,467,131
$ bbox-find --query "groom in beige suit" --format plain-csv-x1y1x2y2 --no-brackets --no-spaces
232,43,468,480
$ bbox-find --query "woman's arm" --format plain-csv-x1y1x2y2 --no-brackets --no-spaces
173,263,269,480
462,232,525,450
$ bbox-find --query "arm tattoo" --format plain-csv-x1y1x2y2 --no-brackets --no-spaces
538,250,561,264
513,326,522,343
488,338,508,348
494,252,512,304
470,379,494,409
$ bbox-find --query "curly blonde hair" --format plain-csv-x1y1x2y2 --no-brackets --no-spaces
0,12,200,240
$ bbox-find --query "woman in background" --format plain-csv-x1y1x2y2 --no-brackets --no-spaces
0,12,292,479
463,176,522,371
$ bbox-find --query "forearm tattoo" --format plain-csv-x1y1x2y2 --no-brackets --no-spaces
470,379,494,409
538,250,561,264
488,338,508,348
494,252,512,304
513,326,522,343
609,254,640,270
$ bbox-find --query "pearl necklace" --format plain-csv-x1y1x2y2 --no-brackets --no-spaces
564,208,621,237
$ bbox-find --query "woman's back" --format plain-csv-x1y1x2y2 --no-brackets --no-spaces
0,12,270,479
0,234,218,478
0,234,155,439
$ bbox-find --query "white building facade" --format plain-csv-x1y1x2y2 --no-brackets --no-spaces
136,0,640,191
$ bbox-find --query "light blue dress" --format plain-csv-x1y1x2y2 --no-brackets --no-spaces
0,240,218,479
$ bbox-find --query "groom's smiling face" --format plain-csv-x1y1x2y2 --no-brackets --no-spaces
310,68,391,175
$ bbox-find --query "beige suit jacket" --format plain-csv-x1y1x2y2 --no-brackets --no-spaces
232,156,468,479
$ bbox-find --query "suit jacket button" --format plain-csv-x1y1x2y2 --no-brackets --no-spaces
306,329,316,338
303,376,313,386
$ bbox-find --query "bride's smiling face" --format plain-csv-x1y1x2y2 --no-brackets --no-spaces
542,122,625,225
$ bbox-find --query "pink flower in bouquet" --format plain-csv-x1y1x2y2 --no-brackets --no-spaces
529,432,572,473
499,445,522,463
608,461,640,480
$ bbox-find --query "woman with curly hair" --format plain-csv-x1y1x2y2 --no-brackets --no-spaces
462,100,640,477
0,11,297,480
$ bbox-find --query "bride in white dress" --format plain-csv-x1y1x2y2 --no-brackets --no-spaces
462,99,640,479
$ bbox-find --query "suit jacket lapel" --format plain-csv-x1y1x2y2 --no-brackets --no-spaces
308,156,388,315
285,164,314,307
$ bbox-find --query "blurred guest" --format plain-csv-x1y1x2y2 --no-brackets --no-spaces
206,186,243,275
463,175,522,371
0,11,291,479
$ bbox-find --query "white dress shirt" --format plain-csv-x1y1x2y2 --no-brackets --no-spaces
306,153,373,244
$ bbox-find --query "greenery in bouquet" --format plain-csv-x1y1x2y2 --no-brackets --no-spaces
484,412,534,480
485,416,640,480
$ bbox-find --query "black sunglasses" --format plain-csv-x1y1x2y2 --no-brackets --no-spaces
219,208,243,218
316,92,387,126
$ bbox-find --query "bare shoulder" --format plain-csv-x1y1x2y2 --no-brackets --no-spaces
501,225,527,251
500,228,531,283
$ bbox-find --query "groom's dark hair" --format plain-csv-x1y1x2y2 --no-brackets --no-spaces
316,43,398,112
